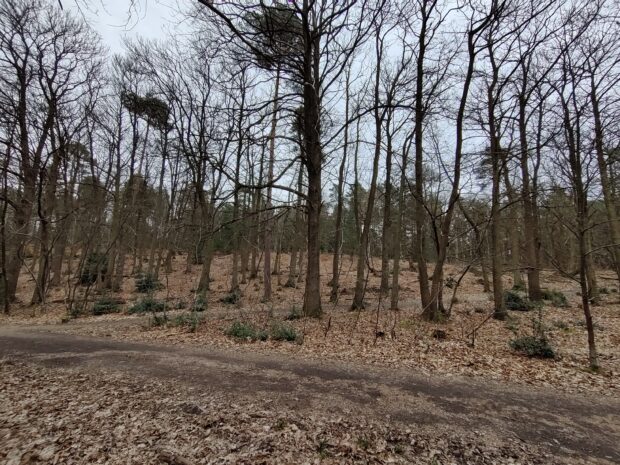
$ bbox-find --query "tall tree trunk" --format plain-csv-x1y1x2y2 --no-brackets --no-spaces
519,90,543,300
413,3,431,315
502,168,524,289
380,118,393,294
197,199,215,296
301,16,322,318
231,81,246,294
391,136,412,310
421,6,491,321
591,79,620,284
486,36,506,321
561,82,598,369
31,127,63,305
586,231,599,303
287,166,304,288
263,66,280,302
250,146,265,280
352,30,384,310
330,68,350,302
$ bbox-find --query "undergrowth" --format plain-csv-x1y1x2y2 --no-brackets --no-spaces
91,296,122,316
129,297,166,314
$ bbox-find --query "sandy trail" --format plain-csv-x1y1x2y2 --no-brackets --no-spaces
1,325,619,463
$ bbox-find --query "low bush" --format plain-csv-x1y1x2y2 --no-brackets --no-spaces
150,313,169,327
79,253,107,286
91,296,122,316
135,272,161,293
192,294,208,312
171,312,204,332
220,288,241,305
225,321,267,341
541,289,569,308
129,297,166,314
504,290,537,312
509,335,555,359
270,323,298,342
285,306,302,321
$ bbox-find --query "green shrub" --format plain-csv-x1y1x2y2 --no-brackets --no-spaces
150,313,169,327
285,306,302,321
129,297,166,314
192,295,208,312
356,437,370,451
512,281,526,292
509,335,555,359
91,296,122,316
220,288,241,305
135,273,161,293
175,299,187,310
270,323,298,342
171,312,204,332
541,289,569,308
79,253,107,285
504,290,537,311
225,321,267,341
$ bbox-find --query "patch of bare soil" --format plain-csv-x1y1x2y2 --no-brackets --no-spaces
3,254,619,397
0,360,553,465
1,328,618,465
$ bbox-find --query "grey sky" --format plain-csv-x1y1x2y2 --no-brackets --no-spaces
72,0,174,53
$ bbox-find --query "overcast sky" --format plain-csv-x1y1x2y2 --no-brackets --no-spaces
72,0,175,53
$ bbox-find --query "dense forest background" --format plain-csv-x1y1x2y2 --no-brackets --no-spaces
1,0,619,371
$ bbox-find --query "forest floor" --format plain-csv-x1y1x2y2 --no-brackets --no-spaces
1,253,620,463
1,328,619,464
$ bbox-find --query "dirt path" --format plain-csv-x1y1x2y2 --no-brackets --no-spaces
1,325,619,464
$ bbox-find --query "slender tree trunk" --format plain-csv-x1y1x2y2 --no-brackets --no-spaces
413,4,431,314
561,84,598,369
287,166,304,288
32,128,63,305
391,136,412,310
502,169,524,289
250,147,265,280
591,80,620,284
421,7,491,321
197,200,215,296
486,38,506,321
231,84,246,294
352,30,384,310
263,66,280,302
330,69,350,302
586,231,599,303
519,91,543,300
490,152,505,320
0,139,10,313
380,118,393,294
